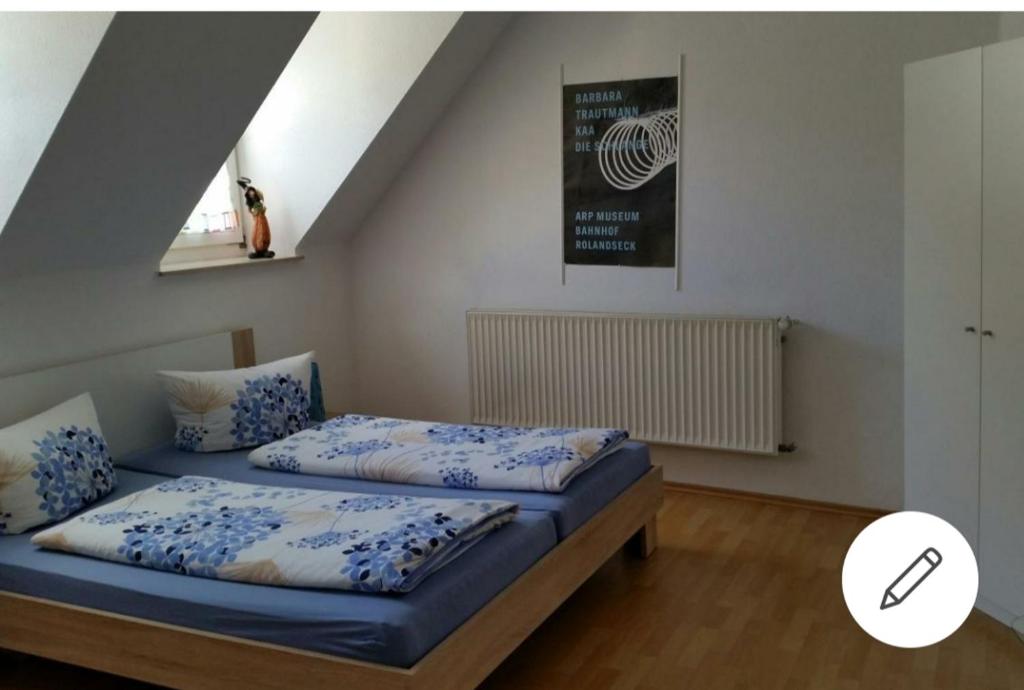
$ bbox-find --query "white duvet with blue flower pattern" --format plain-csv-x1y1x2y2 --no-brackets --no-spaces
31,476,517,593
248,415,628,493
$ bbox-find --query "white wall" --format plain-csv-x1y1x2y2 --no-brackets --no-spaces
0,12,112,234
0,251,354,422
999,12,1024,40
236,12,460,253
350,12,999,509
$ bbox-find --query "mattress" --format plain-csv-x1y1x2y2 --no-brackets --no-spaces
0,469,557,667
118,440,652,539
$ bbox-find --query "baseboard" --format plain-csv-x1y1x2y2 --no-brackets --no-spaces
663,480,891,519
976,595,1021,629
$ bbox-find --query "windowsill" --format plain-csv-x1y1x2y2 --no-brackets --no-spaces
169,236,246,250
158,254,304,276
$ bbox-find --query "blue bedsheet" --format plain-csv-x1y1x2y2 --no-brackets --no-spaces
0,470,556,667
118,440,652,539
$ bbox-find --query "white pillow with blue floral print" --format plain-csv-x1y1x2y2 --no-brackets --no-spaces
157,351,315,453
0,393,117,535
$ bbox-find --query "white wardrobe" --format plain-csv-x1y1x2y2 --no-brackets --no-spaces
905,38,1024,627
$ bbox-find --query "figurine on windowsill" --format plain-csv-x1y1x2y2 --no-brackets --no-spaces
237,176,276,260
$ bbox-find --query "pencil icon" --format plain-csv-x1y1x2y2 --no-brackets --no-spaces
881,547,943,610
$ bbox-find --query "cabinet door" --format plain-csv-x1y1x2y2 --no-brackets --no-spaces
981,38,1024,619
904,48,983,549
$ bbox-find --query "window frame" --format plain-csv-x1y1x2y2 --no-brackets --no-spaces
169,150,247,250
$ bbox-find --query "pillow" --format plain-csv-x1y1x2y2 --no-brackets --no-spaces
0,393,117,535
158,352,315,452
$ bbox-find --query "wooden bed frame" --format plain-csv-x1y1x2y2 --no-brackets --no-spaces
0,328,663,690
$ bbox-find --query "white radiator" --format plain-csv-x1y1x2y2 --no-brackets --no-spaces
467,310,784,455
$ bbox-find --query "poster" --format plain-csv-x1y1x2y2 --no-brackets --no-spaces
563,76,678,267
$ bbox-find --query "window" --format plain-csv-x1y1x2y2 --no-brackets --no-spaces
169,152,245,249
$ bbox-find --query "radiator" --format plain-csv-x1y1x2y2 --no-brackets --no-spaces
467,310,783,455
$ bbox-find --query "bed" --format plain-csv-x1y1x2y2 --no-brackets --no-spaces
117,440,652,540
0,328,663,690
0,469,557,668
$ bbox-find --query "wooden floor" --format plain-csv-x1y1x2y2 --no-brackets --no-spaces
3,488,1022,689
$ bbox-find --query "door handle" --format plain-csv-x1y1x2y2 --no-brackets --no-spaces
965,326,977,333
982,330,994,337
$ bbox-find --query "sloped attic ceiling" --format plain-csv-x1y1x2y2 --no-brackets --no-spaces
298,12,513,249
233,12,463,255
0,12,113,237
0,12,315,279
220,12,512,254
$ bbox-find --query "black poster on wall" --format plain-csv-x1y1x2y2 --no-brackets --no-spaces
563,76,678,267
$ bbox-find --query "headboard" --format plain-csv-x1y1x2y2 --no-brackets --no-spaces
0,329,255,458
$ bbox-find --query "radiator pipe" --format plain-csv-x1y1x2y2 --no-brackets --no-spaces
778,316,797,452
778,315,799,343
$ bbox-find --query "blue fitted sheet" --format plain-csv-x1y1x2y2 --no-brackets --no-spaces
0,469,557,667
117,441,652,539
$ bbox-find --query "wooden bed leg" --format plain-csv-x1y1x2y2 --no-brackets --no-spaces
629,517,658,559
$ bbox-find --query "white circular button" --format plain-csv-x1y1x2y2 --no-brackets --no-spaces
841,511,978,648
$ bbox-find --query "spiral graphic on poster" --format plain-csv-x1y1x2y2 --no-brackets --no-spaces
597,108,678,191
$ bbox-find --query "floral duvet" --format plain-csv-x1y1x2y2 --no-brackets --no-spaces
31,476,517,593
249,415,629,493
